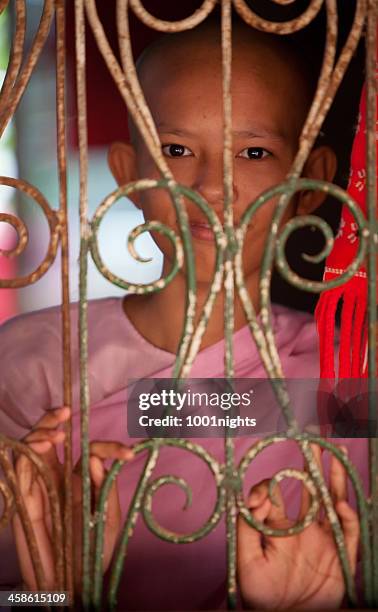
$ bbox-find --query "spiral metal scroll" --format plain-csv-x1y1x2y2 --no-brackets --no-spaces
0,1,62,288
0,212,28,258
140,440,225,543
90,179,226,379
0,177,61,287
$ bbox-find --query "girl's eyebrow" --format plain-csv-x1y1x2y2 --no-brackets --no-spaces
157,123,285,142
233,128,285,142
156,124,193,137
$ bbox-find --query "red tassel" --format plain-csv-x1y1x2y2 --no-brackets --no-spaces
315,287,343,378
316,276,369,380
351,289,367,377
339,289,357,378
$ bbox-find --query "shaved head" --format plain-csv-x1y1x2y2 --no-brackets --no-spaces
129,16,315,144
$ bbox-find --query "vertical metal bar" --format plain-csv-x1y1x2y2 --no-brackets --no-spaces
222,0,235,375
221,2,237,608
366,0,378,605
74,0,92,607
55,0,74,600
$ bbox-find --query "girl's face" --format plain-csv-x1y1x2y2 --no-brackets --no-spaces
119,31,334,287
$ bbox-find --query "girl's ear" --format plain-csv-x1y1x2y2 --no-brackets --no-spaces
108,141,140,207
297,145,338,215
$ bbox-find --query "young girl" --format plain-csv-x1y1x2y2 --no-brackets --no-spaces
1,18,363,610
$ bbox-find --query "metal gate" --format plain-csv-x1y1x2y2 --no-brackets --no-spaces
0,0,376,609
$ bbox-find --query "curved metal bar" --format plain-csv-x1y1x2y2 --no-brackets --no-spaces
0,477,15,530
0,436,65,592
275,199,368,292
89,178,226,380
0,0,55,138
84,0,167,173
237,465,320,536
0,177,61,288
294,0,366,172
232,0,324,34
92,453,132,610
92,439,225,609
234,178,368,391
0,447,48,592
89,180,184,292
170,184,226,379
128,0,218,32
106,442,161,611
237,434,369,605
0,0,26,117
127,220,180,265
300,0,338,148
116,0,177,147
0,212,28,258
141,439,225,543
253,179,368,294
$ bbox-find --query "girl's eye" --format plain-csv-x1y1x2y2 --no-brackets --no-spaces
238,147,271,160
162,144,193,157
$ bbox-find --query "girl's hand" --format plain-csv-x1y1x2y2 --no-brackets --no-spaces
237,444,360,610
12,407,134,591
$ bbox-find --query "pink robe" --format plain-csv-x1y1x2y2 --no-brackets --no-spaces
0,297,369,610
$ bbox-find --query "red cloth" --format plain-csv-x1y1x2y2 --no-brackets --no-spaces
315,58,377,379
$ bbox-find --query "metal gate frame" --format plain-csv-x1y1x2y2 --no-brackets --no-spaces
0,0,376,609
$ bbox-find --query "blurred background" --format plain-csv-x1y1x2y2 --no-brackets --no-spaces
0,0,364,321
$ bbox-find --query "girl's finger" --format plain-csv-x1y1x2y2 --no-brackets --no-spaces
247,480,270,509
14,440,56,496
330,446,348,503
27,407,71,434
89,441,134,462
248,479,287,525
89,455,105,490
25,429,66,446
26,439,63,493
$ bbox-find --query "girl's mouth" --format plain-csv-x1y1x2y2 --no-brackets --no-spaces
189,222,215,242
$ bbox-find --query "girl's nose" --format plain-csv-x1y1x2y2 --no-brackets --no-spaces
192,157,238,210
